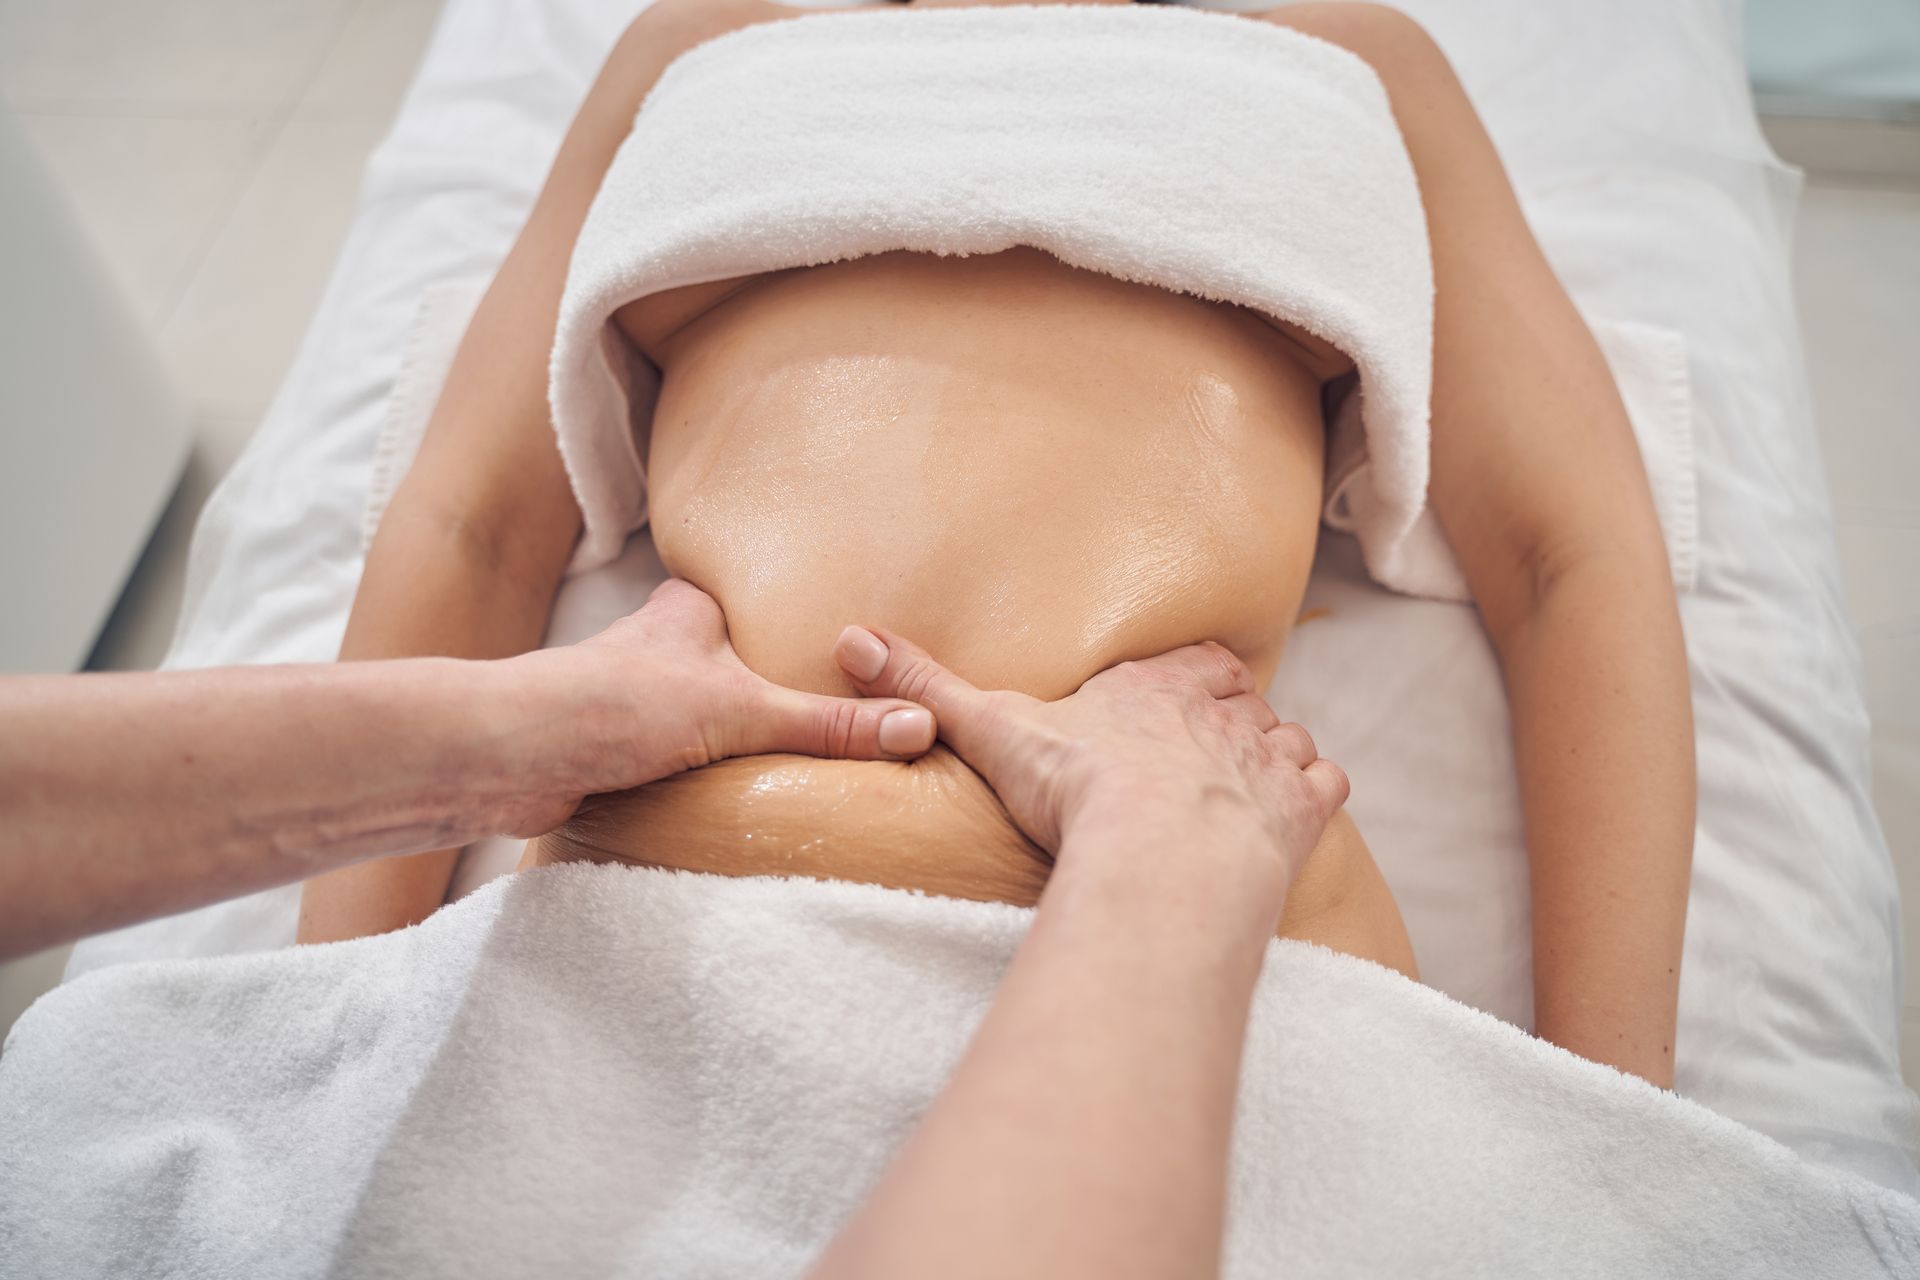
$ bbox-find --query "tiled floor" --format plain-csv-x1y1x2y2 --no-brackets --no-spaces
0,0,444,1039
0,0,443,679
0,3,1915,1091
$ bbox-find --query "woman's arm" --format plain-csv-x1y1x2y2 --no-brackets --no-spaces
816,627,1349,1279
298,0,780,943
0,581,936,961
1271,6,1695,1085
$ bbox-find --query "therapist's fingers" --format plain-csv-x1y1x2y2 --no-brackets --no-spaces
1301,757,1351,818
833,626,1016,766
1221,692,1281,732
1266,721,1318,771
731,683,937,762
1116,641,1257,700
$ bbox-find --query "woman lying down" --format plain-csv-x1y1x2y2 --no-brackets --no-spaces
298,0,1693,1087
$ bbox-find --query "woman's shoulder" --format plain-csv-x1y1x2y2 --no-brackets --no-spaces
606,0,808,92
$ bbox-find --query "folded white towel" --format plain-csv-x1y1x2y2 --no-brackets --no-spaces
550,4,1439,593
4,864,1914,1277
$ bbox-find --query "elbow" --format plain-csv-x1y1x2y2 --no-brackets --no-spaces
1479,528,1678,654
372,489,580,601
1531,531,1670,605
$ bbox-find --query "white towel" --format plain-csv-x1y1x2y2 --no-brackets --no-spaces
550,4,1439,594
1323,313,1699,597
3,864,1915,1278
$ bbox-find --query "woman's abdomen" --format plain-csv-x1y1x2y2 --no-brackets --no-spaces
539,747,1052,909
532,249,1406,954
640,249,1328,701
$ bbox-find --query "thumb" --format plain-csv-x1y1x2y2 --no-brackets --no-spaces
833,626,1006,765
732,683,938,763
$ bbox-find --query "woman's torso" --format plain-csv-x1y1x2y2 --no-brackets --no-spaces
529,246,1370,918
634,247,1340,697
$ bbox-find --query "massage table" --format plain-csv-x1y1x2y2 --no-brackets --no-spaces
12,1,1918,1272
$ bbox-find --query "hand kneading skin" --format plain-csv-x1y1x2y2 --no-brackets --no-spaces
317,0,1690,1084
304,0,1420,977
522,249,1416,974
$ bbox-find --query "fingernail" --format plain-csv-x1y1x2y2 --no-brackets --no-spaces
878,707,934,756
837,626,889,682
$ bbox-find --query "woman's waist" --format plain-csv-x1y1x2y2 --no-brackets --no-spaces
646,440,1324,711
524,748,1414,979
530,748,1050,910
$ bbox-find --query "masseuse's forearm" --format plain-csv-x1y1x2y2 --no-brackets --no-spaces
1500,556,1694,1087
297,506,566,942
0,656,573,959
813,816,1279,1280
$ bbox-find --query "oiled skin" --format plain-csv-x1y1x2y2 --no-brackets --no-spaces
305,0,1690,1084
524,248,1417,976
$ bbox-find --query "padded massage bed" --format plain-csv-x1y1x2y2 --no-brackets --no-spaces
57,0,1919,1195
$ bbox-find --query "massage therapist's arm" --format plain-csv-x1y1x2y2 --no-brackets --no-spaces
1273,6,1696,1086
298,0,778,943
812,628,1348,1280
0,582,934,961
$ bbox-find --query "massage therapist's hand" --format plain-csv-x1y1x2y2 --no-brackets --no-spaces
501,580,939,836
833,626,1347,914
814,630,1350,1280
0,579,935,959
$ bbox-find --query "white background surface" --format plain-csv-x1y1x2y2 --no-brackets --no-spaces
0,0,1914,1094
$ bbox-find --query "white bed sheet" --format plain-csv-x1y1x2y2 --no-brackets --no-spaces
61,0,1919,1192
